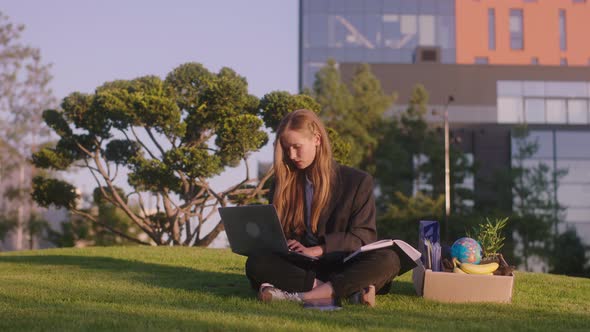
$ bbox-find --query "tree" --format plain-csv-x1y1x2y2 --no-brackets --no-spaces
375,85,473,210
45,189,143,248
0,214,16,251
0,11,56,250
308,63,477,241
259,90,350,163
375,84,476,243
376,85,432,203
549,228,589,277
377,192,444,246
311,60,395,169
32,62,317,246
503,126,567,270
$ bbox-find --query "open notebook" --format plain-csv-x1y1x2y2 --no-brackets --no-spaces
343,239,422,275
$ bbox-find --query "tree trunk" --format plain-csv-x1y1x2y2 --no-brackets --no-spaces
193,221,224,247
29,228,34,250
16,164,25,250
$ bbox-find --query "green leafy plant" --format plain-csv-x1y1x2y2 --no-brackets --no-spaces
467,217,509,259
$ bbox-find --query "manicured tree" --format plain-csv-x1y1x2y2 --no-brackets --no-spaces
259,90,351,164
32,63,311,246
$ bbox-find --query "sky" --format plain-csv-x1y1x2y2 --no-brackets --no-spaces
1,0,299,195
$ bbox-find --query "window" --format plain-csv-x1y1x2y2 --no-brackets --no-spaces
498,81,523,97
557,131,590,158
524,98,546,123
531,57,539,65
559,10,567,51
561,58,568,66
488,9,496,50
568,100,589,124
419,15,436,46
382,15,417,50
510,9,524,50
546,99,567,123
498,97,524,123
437,15,454,49
513,129,590,239
305,14,329,48
419,0,437,14
437,0,455,15
559,160,590,183
330,14,365,49
475,57,489,64
523,81,545,96
499,81,590,124
545,81,587,98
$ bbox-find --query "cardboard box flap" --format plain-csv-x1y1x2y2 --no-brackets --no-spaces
412,264,425,296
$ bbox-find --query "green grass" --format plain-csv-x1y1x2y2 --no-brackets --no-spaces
0,247,588,332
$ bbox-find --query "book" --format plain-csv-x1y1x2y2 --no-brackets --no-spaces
343,239,422,275
419,220,441,271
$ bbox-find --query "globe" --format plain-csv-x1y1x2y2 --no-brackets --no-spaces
450,237,482,264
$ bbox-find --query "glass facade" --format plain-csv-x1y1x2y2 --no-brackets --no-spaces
300,0,456,88
498,80,590,124
512,130,590,243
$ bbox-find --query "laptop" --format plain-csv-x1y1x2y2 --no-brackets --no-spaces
219,205,319,262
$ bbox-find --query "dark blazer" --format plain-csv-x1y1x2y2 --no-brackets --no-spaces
270,163,377,258
315,164,377,256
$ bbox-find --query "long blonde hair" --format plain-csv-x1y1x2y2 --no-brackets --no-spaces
273,109,335,236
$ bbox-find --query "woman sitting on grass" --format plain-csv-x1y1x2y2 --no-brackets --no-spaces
246,109,400,307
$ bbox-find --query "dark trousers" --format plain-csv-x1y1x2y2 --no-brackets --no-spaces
245,248,401,299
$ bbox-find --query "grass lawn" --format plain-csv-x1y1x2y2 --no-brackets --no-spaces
0,246,588,331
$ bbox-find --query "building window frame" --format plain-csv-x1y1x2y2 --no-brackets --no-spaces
509,8,524,50
559,9,567,51
561,57,568,66
488,8,496,50
475,56,489,64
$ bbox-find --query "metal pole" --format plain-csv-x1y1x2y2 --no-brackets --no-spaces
443,95,453,242
444,108,450,218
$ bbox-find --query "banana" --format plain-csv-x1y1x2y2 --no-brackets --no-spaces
455,260,499,275
453,267,467,274
452,258,467,274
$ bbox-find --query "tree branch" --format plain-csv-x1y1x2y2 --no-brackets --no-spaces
193,221,224,247
247,167,274,199
70,209,151,245
145,127,166,157
130,126,159,160
91,149,158,242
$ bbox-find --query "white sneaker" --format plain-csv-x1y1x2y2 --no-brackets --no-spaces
258,283,303,303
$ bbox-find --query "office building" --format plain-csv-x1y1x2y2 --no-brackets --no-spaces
299,0,590,245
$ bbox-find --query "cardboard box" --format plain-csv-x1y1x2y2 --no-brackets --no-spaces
412,264,514,303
